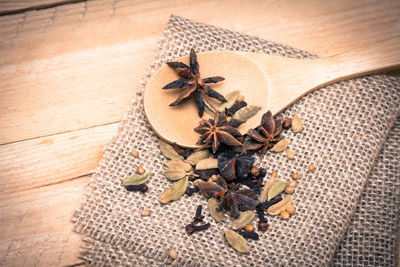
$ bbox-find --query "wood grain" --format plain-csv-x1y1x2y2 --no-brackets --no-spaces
1,0,399,144
0,123,117,194
0,0,83,15
0,0,399,266
0,176,89,266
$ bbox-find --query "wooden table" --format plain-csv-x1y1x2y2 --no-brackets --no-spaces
0,0,398,266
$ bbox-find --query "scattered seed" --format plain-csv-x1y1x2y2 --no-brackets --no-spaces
208,198,225,222
288,181,296,188
245,224,255,232
232,210,256,230
125,184,148,193
287,205,295,215
141,209,151,217
196,157,218,170
280,210,290,219
186,150,210,165
267,195,293,215
258,221,269,232
282,118,292,129
308,163,315,172
286,150,294,160
131,149,139,158
225,230,249,253
159,139,182,160
285,186,295,194
292,173,299,180
238,230,259,240
218,90,240,112
122,173,151,186
271,139,288,152
259,171,278,202
267,180,287,201
159,177,189,204
292,112,303,133
137,166,145,174
232,105,261,123
168,248,178,259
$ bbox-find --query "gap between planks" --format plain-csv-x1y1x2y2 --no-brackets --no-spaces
0,0,87,16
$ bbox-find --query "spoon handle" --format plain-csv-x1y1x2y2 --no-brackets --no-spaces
238,37,400,114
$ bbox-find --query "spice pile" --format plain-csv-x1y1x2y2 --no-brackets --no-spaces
122,49,312,255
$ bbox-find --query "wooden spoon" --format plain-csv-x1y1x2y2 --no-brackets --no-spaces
144,40,399,148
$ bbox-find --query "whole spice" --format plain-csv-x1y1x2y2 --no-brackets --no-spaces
259,171,278,202
291,112,303,133
185,223,211,235
125,184,148,193
286,149,294,160
137,166,145,174
225,230,249,253
244,111,283,153
308,163,315,172
285,186,295,194
267,180,287,201
270,139,288,152
292,172,299,180
186,149,210,165
218,90,240,112
238,230,259,240
208,198,225,222
141,209,151,217
282,118,292,129
232,210,256,230
244,224,255,232
280,210,290,220
163,49,226,117
250,166,260,177
194,112,243,154
194,205,205,223
196,157,219,170
164,160,193,180
159,140,182,160
168,248,178,259
159,177,189,204
232,105,261,123
287,205,296,215
267,195,293,215
122,173,151,186
288,181,296,188
256,205,269,232
131,149,139,158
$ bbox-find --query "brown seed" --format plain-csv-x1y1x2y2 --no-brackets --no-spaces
168,248,178,259
131,149,139,158
258,221,269,231
272,170,278,177
292,172,299,180
226,117,232,122
285,186,295,194
287,205,296,215
141,209,151,217
282,118,292,129
308,163,315,172
210,174,218,181
280,210,290,219
286,150,294,160
137,166,145,174
250,166,260,177
245,224,255,232
288,181,297,188
292,112,303,133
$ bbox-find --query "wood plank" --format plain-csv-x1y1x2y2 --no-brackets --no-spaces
0,0,399,144
0,176,89,266
0,122,118,194
0,1,84,15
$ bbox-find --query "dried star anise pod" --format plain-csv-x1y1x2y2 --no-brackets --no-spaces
162,48,227,117
217,152,255,181
243,111,283,153
194,180,259,218
194,112,243,154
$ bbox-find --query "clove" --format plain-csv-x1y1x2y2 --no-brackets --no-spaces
185,222,210,235
194,205,205,223
238,229,259,240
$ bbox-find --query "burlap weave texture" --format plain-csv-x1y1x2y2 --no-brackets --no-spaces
73,16,400,266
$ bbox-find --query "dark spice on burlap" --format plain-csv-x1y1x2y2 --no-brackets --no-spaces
73,15,400,266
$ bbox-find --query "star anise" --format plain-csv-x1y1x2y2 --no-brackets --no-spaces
243,111,283,153
194,180,259,218
194,112,243,154
162,48,227,117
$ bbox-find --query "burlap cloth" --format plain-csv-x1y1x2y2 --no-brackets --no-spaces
73,15,400,266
